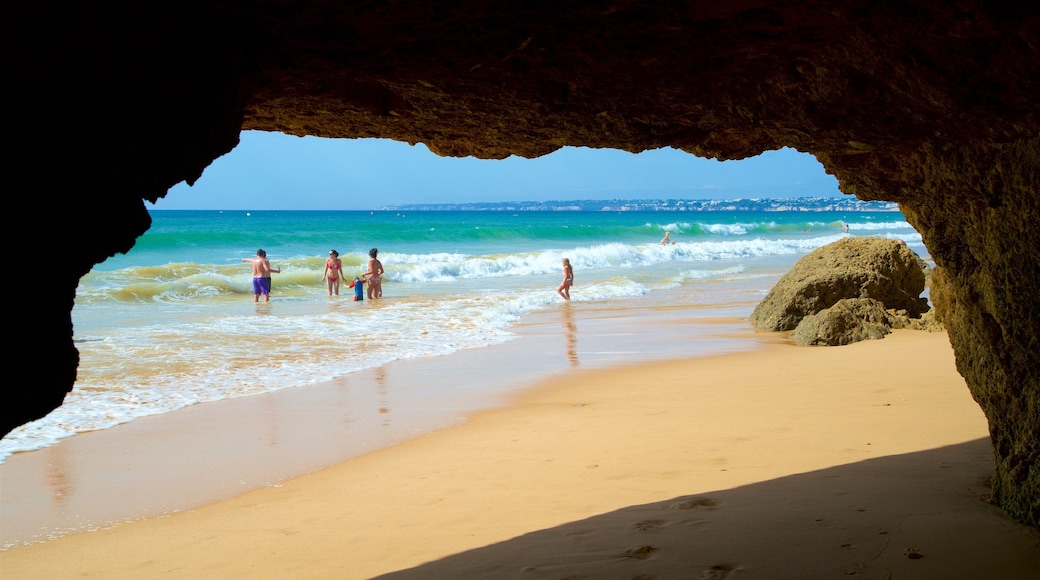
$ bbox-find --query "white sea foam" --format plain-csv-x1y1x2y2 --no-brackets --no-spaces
0,272,659,462
384,237,843,285
2,207,921,463
849,220,912,231
703,223,752,235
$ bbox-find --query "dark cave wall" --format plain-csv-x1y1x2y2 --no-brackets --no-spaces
6,1,1038,526
898,139,1040,524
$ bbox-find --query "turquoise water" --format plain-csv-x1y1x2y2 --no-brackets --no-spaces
1,201,921,462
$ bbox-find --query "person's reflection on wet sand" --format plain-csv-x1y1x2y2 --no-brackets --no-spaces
563,304,579,366
376,367,390,427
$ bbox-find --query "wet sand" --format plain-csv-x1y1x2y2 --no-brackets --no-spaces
2,316,1038,578
1,300,758,548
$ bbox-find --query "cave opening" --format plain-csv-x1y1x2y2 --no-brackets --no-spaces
4,135,908,465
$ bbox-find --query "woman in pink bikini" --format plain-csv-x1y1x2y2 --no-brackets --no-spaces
321,249,344,296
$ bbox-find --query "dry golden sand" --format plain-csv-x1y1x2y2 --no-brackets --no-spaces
2,330,1037,579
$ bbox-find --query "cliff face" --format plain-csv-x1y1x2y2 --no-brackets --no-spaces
9,1,1038,526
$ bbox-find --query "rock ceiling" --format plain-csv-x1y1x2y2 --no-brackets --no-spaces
9,1,1038,526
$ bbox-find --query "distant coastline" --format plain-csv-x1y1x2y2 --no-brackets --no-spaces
376,196,899,212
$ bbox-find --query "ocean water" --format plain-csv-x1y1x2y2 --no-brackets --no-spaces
0,199,923,463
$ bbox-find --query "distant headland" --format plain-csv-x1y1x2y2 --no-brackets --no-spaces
376,197,899,212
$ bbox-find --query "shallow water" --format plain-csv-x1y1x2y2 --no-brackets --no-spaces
1,203,923,463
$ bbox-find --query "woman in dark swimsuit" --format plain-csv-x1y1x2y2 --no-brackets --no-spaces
322,249,344,296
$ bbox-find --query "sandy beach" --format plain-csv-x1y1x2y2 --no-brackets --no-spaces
2,318,1037,578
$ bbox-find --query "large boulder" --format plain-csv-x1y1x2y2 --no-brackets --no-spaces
791,298,895,346
750,238,929,332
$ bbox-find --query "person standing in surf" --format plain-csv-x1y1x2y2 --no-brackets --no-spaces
557,257,574,301
242,248,281,303
364,248,385,299
322,249,344,296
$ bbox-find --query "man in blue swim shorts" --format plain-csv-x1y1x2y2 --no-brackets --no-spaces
253,276,272,296
242,248,281,302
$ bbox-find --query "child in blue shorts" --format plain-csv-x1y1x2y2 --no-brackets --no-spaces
349,276,365,301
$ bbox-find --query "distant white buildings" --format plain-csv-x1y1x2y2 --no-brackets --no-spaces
377,197,899,212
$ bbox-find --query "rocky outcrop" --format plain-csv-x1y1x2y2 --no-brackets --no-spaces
898,308,945,332
753,237,937,346
9,2,1040,526
791,298,896,346
789,296,945,346
750,238,929,332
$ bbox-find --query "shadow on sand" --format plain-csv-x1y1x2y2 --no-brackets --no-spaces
375,438,1038,579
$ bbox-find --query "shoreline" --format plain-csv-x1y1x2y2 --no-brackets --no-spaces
3,326,1036,578
1,297,762,549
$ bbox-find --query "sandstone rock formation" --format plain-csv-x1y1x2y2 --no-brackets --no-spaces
791,296,945,346
750,237,930,332
791,298,897,346
10,2,1039,526
898,308,945,333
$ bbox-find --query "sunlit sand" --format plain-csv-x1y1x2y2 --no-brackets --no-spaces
2,317,1037,579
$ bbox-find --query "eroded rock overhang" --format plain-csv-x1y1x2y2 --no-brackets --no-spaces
9,1,1038,526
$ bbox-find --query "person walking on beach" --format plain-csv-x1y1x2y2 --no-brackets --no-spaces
242,249,280,303
321,249,344,296
364,248,385,299
557,257,574,301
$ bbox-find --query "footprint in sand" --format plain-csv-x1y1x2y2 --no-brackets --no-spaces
623,545,658,560
701,563,738,578
669,497,719,510
628,519,667,532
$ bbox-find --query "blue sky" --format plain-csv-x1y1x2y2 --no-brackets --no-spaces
155,130,842,210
